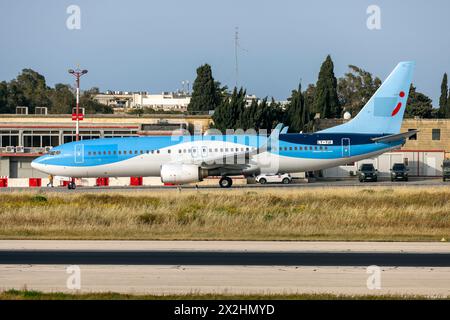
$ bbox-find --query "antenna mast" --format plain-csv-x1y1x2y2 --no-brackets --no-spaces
234,27,239,88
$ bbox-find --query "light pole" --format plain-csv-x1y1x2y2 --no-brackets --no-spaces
68,68,88,141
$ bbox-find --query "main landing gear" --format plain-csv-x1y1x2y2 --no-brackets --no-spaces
219,176,233,188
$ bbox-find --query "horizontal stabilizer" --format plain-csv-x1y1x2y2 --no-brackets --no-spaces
371,130,419,143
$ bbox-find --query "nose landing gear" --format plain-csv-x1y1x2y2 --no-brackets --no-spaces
68,179,76,190
219,176,233,188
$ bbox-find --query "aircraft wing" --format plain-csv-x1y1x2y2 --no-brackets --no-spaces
188,123,284,169
371,130,419,143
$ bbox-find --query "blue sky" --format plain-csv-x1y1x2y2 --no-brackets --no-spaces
1,0,449,104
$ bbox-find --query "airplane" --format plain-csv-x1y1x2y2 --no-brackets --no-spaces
32,61,416,189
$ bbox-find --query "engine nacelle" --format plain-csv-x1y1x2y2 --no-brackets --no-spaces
160,164,207,184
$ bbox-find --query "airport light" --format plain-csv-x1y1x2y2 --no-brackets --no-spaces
68,68,88,141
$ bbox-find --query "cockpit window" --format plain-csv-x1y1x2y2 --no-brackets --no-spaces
49,150,61,156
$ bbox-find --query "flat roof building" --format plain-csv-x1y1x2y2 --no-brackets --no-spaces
0,113,212,178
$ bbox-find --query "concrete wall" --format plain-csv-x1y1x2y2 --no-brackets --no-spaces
0,157,46,178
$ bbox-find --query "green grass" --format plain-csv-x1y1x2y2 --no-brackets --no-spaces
1,289,447,300
0,187,449,241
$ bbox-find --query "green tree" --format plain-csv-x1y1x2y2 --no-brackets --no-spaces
314,55,340,118
15,69,51,113
284,83,308,132
338,65,381,116
405,84,433,118
238,98,258,130
0,81,9,113
187,64,223,112
212,87,246,132
438,73,448,118
49,84,75,114
6,80,27,112
80,87,113,114
252,98,283,130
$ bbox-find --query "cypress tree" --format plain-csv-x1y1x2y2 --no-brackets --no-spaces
300,94,310,132
439,73,448,118
314,55,340,118
284,83,305,132
447,88,450,118
187,64,221,112
212,87,245,132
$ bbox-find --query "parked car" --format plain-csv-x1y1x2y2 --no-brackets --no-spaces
442,160,450,182
390,163,409,181
357,164,378,182
256,173,292,185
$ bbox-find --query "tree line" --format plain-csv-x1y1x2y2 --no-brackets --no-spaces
0,69,112,114
188,57,450,133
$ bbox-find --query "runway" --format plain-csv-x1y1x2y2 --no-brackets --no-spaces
0,241,449,296
1,250,449,267
0,178,447,193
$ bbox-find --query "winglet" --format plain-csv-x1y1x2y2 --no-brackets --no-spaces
259,123,283,153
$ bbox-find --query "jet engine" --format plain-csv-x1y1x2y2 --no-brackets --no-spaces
160,164,208,184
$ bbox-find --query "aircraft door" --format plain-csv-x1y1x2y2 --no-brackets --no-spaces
341,138,351,158
74,144,84,163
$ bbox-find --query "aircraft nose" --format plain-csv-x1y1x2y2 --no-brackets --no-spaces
31,156,47,172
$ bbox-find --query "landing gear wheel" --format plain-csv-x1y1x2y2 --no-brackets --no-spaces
219,177,233,188
259,178,267,185
68,182,76,190
282,178,290,184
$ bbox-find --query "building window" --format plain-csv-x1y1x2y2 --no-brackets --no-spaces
408,129,417,140
432,129,441,141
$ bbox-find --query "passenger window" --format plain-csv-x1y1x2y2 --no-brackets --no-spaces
108,151,111,155
157,150,160,154
88,152,92,156
179,149,182,153
134,150,138,154
140,150,143,154
168,149,171,154
299,147,303,151
103,151,106,155
289,147,293,151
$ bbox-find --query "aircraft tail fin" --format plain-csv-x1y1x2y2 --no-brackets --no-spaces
319,61,415,135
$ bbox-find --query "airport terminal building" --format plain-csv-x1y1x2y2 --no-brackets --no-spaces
0,114,211,179
0,113,448,182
